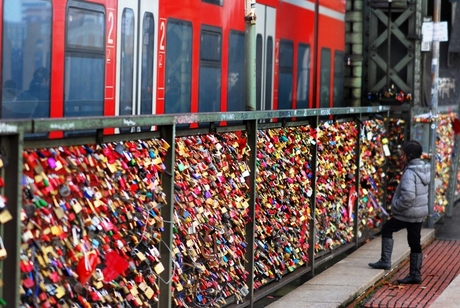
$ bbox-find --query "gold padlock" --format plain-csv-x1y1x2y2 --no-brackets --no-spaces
0,210,13,224
133,249,146,262
153,262,165,274
175,282,183,292
70,199,82,214
129,282,139,296
93,280,103,289
144,286,155,299
55,286,66,299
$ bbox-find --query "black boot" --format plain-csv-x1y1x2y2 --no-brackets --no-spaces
369,237,393,270
397,253,422,284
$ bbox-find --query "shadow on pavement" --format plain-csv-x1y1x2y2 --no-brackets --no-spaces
434,202,460,240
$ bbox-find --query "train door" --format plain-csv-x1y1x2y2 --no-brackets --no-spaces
116,0,158,131
256,4,276,111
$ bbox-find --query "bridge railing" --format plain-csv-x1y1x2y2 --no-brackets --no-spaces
0,105,457,308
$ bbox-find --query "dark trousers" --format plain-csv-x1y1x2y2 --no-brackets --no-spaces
381,217,423,253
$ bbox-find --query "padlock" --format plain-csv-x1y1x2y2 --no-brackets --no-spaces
83,187,94,198
0,237,6,261
93,268,104,281
59,184,71,197
70,199,82,214
153,261,164,274
93,187,103,199
22,276,34,289
0,209,13,224
76,248,99,284
132,249,146,262
93,280,104,289
100,216,115,232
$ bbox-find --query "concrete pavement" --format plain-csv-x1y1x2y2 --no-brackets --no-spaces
265,228,435,308
430,274,460,307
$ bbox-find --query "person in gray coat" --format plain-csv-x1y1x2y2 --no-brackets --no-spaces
369,140,430,284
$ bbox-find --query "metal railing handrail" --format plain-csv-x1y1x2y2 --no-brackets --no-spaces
0,106,392,134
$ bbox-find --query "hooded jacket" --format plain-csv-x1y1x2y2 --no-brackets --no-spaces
391,158,431,223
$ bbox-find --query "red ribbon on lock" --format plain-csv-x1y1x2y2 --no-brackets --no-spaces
76,249,100,284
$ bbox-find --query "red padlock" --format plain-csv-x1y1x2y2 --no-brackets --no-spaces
134,273,144,283
76,249,100,284
41,301,51,308
22,276,35,289
102,250,129,283
38,292,48,302
20,260,34,273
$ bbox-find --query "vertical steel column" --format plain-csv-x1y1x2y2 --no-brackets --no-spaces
427,0,441,228
386,0,393,92
158,124,176,308
354,116,362,248
244,119,257,306
1,130,23,308
244,1,257,302
307,116,319,277
245,0,257,112
381,110,391,216
244,0,257,307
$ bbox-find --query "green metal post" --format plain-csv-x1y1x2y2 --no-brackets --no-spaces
244,119,257,305
307,116,318,277
1,130,23,308
158,124,175,308
354,116,362,248
427,0,441,228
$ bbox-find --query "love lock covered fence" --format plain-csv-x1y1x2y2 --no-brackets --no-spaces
0,105,457,308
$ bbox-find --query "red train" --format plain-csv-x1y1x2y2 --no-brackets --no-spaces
1,0,345,132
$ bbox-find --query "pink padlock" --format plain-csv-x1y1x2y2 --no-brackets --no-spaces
47,157,57,169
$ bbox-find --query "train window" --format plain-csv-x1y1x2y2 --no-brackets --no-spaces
278,40,293,110
200,29,221,62
227,31,246,112
119,9,135,116
199,27,222,112
202,0,223,6
165,20,192,114
140,13,155,115
265,36,273,111
320,48,331,108
65,2,105,118
334,51,344,107
297,44,311,109
256,34,274,111
2,0,51,119
256,34,262,110
67,6,104,50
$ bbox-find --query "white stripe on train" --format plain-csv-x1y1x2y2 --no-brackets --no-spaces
282,0,345,21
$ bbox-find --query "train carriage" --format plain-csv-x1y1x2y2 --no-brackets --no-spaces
1,0,345,129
